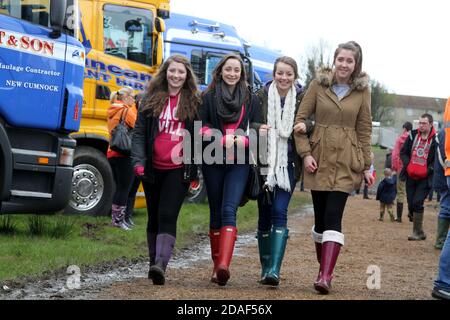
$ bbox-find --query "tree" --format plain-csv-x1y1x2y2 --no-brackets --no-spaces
301,39,332,89
370,80,394,124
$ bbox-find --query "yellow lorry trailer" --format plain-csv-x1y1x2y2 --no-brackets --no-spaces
67,0,169,216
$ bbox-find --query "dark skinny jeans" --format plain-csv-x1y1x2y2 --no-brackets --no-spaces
202,164,249,229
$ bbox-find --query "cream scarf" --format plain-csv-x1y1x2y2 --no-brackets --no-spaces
265,82,296,192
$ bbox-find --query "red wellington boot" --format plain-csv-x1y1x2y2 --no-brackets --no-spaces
216,226,237,286
209,229,221,283
314,230,344,294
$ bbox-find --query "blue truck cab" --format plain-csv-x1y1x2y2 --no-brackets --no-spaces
246,44,282,87
164,12,253,91
0,0,85,214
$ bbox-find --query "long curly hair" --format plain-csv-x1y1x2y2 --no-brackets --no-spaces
140,54,201,121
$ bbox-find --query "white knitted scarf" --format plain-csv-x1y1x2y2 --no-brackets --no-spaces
265,82,296,192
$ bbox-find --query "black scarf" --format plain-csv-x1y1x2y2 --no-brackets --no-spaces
216,81,246,123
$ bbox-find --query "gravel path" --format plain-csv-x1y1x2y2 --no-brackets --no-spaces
95,194,441,300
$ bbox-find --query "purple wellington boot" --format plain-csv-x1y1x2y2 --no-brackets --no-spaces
111,204,130,230
148,233,176,285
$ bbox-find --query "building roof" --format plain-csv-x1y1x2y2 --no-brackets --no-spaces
387,94,447,112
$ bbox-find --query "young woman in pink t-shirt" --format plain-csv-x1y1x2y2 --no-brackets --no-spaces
131,55,201,285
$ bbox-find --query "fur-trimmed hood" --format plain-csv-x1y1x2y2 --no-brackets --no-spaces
316,67,370,91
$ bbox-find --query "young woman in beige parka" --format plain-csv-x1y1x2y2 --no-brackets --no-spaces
293,41,374,294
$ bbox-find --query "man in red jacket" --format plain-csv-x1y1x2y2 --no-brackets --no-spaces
391,121,412,222
400,114,437,241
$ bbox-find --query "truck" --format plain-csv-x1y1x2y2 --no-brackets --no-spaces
0,0,85,214
164,12,253,91
246,44,282,87
65,0,169,216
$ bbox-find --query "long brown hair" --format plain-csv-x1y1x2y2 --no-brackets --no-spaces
203,53,249,100
140,54,201,121
333,41,363,82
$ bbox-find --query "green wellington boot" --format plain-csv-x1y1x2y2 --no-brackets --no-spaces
257,230,271,284
264,227,289,286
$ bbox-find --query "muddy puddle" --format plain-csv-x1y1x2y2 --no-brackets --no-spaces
0,205,313,300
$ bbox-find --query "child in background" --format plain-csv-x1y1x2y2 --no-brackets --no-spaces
376,168,397,222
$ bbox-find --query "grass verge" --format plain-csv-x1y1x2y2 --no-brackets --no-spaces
0,192,311,281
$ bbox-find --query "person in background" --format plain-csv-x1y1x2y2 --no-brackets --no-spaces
107,86,137,230
254,56,313,286
432,229,450,300
199,53,261,286
124,93,145,228
432,107,450,249
294,41,374,294
376,168,397,222
132,55,201,285
400,114,437,241
427,188,440,202
391,121,412,223
431,97,450,300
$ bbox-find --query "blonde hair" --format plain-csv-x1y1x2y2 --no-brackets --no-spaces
384,168,392,177
110,86,134,103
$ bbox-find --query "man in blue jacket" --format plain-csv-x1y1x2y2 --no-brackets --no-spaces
431,127,450,300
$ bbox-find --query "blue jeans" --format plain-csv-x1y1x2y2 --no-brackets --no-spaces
438,188,450,220
434,230,450,291
203,164,249,229
439,177,450,220
257,163,296,232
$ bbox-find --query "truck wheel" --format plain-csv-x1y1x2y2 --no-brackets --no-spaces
184,167,207,204
64,146,114,216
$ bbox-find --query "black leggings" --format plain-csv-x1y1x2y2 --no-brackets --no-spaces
142,168,189,237
109,157,134,206
311,191,349,233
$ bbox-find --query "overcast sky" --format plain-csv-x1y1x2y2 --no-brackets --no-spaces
171,0,449,99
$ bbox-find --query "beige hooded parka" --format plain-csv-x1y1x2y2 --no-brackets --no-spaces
294,67,372,193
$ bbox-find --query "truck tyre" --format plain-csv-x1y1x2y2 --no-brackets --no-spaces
184,167,207,204
64,146,114,216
